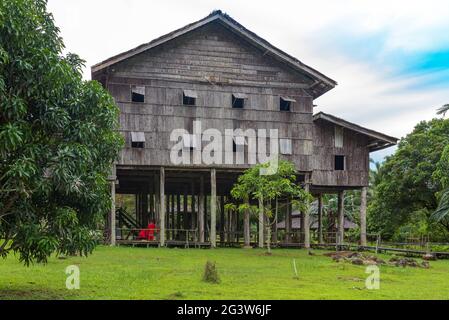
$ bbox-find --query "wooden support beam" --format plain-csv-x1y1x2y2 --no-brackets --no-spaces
183,186,188,229
360,187,367,246
303,176,311,249
171,194,175,239
273,198,278,244
190,181,195,233
258,197,264,248
176,194,181,239
204,194,208,240
338,190,345,245
318,193,323,244
299,212,305,243
154,174,160,222
159,167,165,247
135,194,140,226
227,203,232,244
199,175,205,242
166,195,170,231
183,186,188,240
149,190,154,222
143,193,149,225
220,195,225,244
285,198,291,243
210,168,217,248
110,181,116,246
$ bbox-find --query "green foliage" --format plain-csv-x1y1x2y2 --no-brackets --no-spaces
436,103,449,117
432,188,449,227
228,160,312,252
368,118,449,240
0,0,124,264
230,160,312,213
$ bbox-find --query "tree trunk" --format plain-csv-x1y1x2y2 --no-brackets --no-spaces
266,221,272,255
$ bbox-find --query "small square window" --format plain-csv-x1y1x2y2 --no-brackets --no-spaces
232,94,246,108
335,126,344,148
279,138,292,155
233,135,246,152
183,134,197,150
183,90,197,106
131,86,145,103
335,155,345,170
131,142,144,148
131,132,145,149
280,96,295,111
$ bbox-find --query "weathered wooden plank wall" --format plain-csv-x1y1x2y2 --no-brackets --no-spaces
106,22,315,172
96,20,371,188
312,119,369,187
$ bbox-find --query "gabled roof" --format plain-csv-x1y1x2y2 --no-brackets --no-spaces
91,10,337,98
313,112,398,152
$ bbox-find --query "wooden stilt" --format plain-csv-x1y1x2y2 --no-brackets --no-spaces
183,186,188,240
110,180,116,246
176,194,181,240
360,187,367,246
143,193,148,225
338,190,345,245
304,175,311,249
159,167,165,247
318,193,323,244
210,168,217,248
154,174,160,223
191,182,196,231
220,195,225,244
285,198,291,243
227,204,232,244
204,194,208,241
199,175,205,242
149,190,154,222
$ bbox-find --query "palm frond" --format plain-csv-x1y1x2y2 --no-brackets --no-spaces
436,104,449,116
431,189,449,222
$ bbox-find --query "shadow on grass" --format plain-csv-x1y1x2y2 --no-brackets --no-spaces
0,287,79,300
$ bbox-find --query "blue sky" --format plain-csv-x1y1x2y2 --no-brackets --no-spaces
47,0,449,163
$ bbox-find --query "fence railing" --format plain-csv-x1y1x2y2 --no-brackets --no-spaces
107,228,449,254
116,228,160,241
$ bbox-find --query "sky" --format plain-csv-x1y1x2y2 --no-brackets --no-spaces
46,0,449,163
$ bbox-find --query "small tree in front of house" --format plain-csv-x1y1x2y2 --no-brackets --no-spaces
226,160,312,254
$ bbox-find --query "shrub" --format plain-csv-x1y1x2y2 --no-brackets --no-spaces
203,261,220,284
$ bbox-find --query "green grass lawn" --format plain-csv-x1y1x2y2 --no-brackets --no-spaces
1,246,448,300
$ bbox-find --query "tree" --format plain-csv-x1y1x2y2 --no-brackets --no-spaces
226,160,312,254
0,0,123,264
431,141,449,229
368,118,449,240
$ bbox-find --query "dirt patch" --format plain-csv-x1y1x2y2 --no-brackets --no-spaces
0,288,77,300
324,251,386,265
389,256,430,268
325,251,430,268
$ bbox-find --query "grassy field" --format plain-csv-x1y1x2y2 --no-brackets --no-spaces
0,246,448,300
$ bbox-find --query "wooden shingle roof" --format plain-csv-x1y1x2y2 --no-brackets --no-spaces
313,112,398,152
92,10,337,98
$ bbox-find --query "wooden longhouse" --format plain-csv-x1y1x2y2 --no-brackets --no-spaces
91,10,398,248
